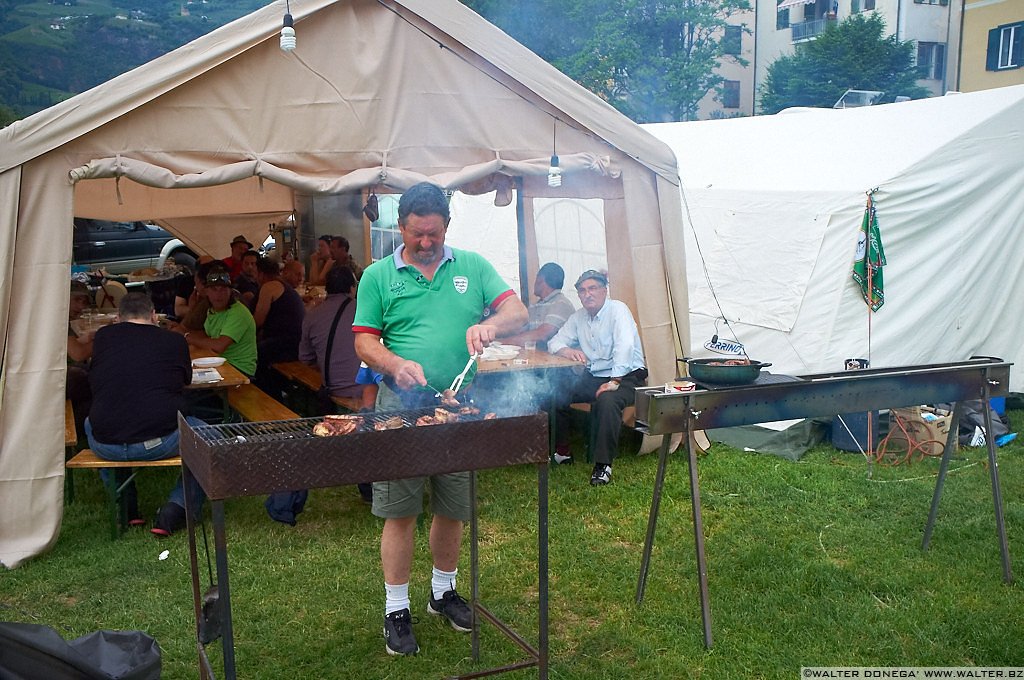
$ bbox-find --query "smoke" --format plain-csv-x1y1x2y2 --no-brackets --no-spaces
470,364,582,417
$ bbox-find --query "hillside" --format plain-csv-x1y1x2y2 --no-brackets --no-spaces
0,0,263,117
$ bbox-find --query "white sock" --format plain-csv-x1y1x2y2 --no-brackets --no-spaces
384,582,410,616
431,566,458,599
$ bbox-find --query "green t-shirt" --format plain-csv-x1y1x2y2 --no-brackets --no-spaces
353,246,513,390
204,300,258,376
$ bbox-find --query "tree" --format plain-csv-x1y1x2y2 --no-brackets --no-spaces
462,0,751,123
759,13,929,114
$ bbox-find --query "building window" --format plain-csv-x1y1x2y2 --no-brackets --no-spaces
777,0,789,30
864,0,875,9
917,42,945,80
369,194,402,261
723,25,742,55
722,80,740,109
913,0,948,5
987,23,1024,71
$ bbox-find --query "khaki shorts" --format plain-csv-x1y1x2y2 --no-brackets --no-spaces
370,382,471,521
371,472,471,521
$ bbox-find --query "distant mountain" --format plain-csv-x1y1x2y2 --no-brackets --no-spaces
0,0,265,118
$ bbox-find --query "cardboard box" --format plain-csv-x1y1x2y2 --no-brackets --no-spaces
885,406,953,458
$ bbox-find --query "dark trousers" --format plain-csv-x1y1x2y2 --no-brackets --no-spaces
554,368,647,466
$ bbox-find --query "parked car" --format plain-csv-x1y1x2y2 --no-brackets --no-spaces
72,218,197,274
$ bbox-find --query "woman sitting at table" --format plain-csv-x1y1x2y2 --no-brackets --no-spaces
84,291,206,534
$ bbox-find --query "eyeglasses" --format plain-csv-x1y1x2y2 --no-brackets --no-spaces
577,284,606,295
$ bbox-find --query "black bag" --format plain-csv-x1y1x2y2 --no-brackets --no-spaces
0,622,161,680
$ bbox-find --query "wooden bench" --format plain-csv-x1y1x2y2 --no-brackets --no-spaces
272,360,363,414
227,384,301,422
65,399,77,449
66,449,183,539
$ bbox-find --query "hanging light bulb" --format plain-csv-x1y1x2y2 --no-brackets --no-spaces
547,154,561,188
280,12,296,52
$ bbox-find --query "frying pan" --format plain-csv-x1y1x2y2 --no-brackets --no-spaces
679,357,772,385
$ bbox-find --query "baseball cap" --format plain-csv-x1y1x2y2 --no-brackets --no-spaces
574,269,608,289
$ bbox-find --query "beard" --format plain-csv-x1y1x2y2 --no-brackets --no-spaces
409,247,439,266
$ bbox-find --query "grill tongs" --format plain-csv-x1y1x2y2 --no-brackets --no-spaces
448,353,479,394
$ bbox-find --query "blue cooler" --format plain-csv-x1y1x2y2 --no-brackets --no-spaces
990,397,1006,416
832,412,879,452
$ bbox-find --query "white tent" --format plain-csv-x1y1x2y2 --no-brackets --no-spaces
646,84,1024,390
0,0,690,567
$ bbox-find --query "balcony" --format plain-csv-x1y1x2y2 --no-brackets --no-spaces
792,16,836,42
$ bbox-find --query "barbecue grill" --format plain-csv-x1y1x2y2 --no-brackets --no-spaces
178,407,550,679
631,358,1013,649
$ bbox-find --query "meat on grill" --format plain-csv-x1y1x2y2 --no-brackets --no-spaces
313,414,364,437
374,415,404,431
440,389,460,408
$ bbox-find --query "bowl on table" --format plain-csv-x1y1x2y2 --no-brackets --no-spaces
192,357,227,368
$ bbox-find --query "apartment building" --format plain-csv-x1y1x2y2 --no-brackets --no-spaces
955,0,1024,92
698,0,965,119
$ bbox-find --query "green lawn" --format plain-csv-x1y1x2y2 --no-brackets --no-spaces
3,416,1022,679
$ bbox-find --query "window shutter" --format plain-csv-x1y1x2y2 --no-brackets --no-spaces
987,28,1001,71
1013,23,1024,69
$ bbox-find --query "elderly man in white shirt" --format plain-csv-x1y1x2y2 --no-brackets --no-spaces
547,270,647,486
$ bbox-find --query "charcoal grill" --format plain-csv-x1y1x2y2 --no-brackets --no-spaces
179,407,550,679
631,358,1013,649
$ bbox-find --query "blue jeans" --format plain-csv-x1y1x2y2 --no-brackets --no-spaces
84,416,207,510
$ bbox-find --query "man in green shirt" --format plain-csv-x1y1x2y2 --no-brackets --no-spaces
182,267,258,376
354,182,527,657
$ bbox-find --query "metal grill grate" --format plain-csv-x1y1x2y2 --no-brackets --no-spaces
192,407,503,446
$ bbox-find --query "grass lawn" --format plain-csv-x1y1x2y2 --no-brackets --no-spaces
2,414,1022,679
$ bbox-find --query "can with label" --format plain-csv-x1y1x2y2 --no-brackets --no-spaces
844,358,869,371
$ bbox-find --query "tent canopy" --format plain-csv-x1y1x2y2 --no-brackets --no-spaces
645,84,1024,390
0,0,688,567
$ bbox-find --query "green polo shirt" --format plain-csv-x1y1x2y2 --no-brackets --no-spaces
204,300,258,376
353,245,514,390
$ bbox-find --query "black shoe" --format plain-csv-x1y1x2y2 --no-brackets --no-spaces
383,608,419,656
151,502,187,537
427,589,472,632
357,483,373,504
590,464,612,486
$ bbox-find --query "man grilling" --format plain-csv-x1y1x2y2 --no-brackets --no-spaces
547,270,647,485
353,182,527,656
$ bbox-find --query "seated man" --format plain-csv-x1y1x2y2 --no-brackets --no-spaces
299,264,361,404
499,262,575,350
174,259,218,331
83,292,205,533
181,266,257,377
67,281,94,437
221,234,252,281
282,260,306,291
236,250,261,309
547,270,647,486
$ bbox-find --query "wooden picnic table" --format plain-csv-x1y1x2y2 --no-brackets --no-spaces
190,347,250,389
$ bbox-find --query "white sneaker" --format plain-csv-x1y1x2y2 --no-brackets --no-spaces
590,464,612,486
553,453,574,465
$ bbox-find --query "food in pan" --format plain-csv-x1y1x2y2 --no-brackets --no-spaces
707,358,751,366
373,415,405,431
312,414,364,436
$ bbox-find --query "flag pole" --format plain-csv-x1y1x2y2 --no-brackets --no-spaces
865,191,875,461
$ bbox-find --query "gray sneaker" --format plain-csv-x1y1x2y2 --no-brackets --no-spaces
383,608,419,656
427,589,473,632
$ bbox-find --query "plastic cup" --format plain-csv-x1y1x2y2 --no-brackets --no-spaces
524,340,537,353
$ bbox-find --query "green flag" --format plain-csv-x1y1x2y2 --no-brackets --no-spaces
851,201,885,311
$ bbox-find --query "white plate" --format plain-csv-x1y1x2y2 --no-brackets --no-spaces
192,357,226,368
480,347,519,361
